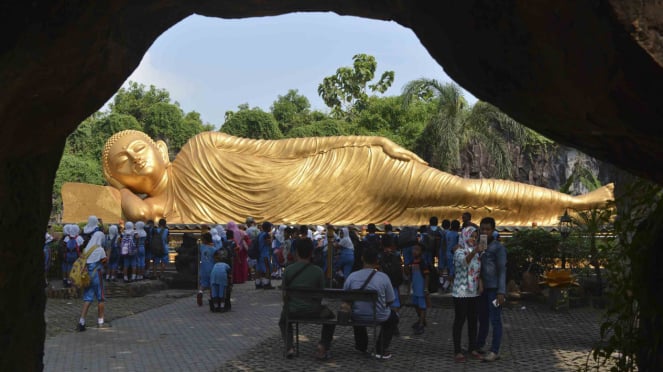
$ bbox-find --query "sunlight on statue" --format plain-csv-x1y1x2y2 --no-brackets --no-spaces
92,130,614,226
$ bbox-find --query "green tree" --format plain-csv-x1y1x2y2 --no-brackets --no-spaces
109,81,171,123
286,118,350,138
572,206,614,298
352,95,430,149
504,228,561,282
318,54,394,120
220,105,282,139
403,79,547,177
270,89,312,135
465,101,551,178
402,79,468,170
52,150,106,216
143,102,210,156
53,82,212,220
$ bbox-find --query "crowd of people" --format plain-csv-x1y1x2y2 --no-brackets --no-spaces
274,212,507,363
44,212,507,362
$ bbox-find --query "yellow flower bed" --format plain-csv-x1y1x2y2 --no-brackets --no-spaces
539,269,579,288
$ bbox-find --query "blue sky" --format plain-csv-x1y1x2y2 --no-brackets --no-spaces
120,12,477,127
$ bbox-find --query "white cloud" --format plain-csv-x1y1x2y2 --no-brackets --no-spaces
102,51,198,112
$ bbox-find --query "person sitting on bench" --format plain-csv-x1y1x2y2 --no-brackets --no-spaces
279,238,336,360
343,247,399,360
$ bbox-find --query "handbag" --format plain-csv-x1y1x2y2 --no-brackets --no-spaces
338,269,377,324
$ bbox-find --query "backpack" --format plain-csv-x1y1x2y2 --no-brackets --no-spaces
66,237,80,254
81,227,100,248
223,240,236,262
398,226,418,249
422,228,442,258
379,252,403,287
150,227,166,257
81,233,92,248
121,235,136,256
364,234,382,251
247,236,260,260
69,247,97,288
216,240,234,264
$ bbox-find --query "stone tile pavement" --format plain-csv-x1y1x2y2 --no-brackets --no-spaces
44,280,612,371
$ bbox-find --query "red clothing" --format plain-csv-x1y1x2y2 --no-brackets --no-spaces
233,240,248,283
227,221,249,284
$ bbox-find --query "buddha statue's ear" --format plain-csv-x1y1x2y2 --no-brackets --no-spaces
155,140,171,166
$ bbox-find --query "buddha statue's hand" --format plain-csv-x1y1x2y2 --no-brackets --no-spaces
118,188,152,222
380,138,427,164
107,176,126,190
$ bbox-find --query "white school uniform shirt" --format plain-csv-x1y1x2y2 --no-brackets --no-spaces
84,245,107,264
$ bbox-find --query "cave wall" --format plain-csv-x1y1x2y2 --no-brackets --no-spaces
1,1,663,370
1,1,662,183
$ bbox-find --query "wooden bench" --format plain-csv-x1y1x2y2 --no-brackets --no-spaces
283,287,382,357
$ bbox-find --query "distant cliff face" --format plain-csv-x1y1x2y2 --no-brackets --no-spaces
458,142,617,195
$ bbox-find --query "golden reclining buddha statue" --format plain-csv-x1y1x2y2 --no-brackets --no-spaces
62,130,614,226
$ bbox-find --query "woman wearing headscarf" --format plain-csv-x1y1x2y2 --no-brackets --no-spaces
451,226,484,362
122,221,137,283
227,221,248,284
105,225,121,282
134,221,148,280
82,215,102,246
215,225,227,245
211,228,223,250
76,231,108,331
334,227,355,281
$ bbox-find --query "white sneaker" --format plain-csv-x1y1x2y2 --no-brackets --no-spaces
374,352,392,360
482,352,500,362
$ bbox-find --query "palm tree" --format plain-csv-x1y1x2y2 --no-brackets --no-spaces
401,79,467,171
402,79,548,178
465,101,552,178
572,206,614,300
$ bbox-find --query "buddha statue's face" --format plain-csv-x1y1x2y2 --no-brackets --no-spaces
106,133,169,193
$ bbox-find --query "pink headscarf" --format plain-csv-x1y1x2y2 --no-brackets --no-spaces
226,221,245,249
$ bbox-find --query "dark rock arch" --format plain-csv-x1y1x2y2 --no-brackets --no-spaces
1,1,662,370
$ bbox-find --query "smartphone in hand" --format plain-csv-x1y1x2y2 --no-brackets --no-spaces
479,234,488,251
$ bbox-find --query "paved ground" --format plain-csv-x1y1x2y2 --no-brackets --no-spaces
44,280,611,371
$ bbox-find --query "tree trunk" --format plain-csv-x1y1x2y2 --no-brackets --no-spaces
0,144,63,371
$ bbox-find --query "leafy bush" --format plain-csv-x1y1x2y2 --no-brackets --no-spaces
505,228,560,282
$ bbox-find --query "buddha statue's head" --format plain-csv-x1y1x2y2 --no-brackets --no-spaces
103,130,170,194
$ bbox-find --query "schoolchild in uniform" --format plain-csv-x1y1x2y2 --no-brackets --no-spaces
197,232,218,306
134,221,147,280
76,231,108,331
407,242,430,335
209,248,232,312
153,218,170,280
122,221,137,283
105,225,120,281
63,224,85,288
